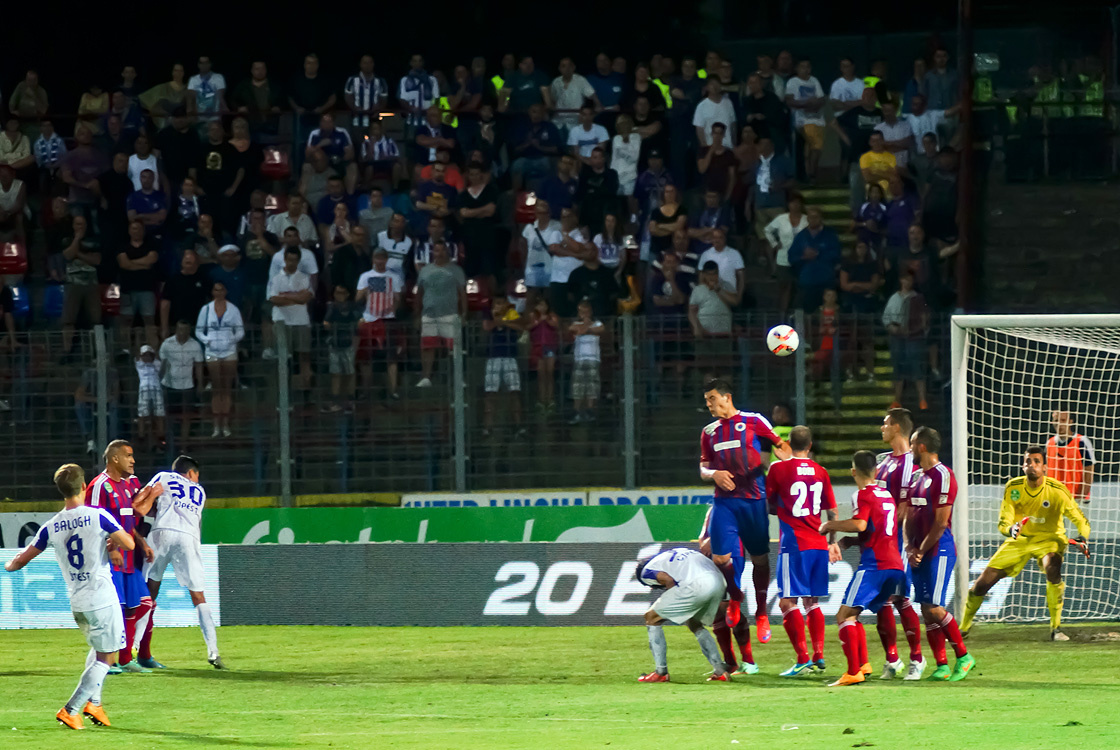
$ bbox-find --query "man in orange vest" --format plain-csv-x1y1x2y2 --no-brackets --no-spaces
1046,410,1095,502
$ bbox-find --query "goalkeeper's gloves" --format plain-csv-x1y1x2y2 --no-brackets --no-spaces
1009,521,1022,539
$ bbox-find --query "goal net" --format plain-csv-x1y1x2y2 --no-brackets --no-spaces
951,315,1120,622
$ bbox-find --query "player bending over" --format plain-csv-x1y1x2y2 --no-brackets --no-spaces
905,427,975,681
766,425,837,676
699,378,790,642
875,407,925,679
4,464,136,729
960,446,1090,642
819,451,908,686
635,547,732,682
134,455,224,668
698,530,757,675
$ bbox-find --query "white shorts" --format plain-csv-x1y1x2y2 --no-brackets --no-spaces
138,386,165,417
146,528,206,592
74,604,126,653
484,357,521,393
651,570,726,626
421,314,462,347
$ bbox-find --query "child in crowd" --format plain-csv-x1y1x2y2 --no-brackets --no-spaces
528,294,560,413
323,285,361,413
482,296,525,437
135,345,164,446
568,298,604,425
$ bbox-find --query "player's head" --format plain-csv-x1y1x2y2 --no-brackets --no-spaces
703,378,735,418
771,402,793,426
172,454,200,482
851,450,878,481
789,425,812,454
634,556,659,588
104,439,134,475
53,463,86,499
1023,445,1046,481
1051,409,1072,436
882,407,913,445
910,427,941,460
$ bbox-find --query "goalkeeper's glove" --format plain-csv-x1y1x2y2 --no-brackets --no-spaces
1009,521,1022,539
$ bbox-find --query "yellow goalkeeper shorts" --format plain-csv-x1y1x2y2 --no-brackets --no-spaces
988,534,1068,577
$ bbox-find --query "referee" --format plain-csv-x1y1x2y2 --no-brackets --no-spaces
1046,410,1095,503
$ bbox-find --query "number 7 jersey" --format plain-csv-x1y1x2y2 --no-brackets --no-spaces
146,471,207,539
852,485,904,571
766,457,837,551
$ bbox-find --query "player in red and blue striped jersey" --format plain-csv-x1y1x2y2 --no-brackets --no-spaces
699,379,790,643
905,427,975,682
820,450,908,686
874,407,926,679
766,425,837,676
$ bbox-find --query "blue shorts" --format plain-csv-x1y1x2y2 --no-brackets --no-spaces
842,567,907,612
912,545,957,607
112,568,147,609
709,498,769,558
777,546,829,598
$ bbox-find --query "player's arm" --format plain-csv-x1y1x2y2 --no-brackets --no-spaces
820,516,866,534
765,468,780,515
997,483,1018,537
912,505,952,564
5,526,48,571
1063,493,1091,540
1079,436,1096,501
700,460,735,491
111,529,136,552
654,571,676,589
131,481,165,517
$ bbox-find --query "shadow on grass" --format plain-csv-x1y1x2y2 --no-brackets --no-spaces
112,727,297,747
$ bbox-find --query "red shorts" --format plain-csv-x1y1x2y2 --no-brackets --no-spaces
358,320,402,361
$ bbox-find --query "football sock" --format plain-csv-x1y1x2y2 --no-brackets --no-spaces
713,620,736,666
197,603,219,657
838,620,860,675
120,607,137,664
694,628,725,672
855,622,869,666
84,648,96,672
782,608,809,663
962,592,984,633
897,601,924,660
752,563,770,617
133,597,154,656
1047,581,1065,631
647,626,668,674
926,620,948,666
732,619,753,663
65,660,109,716
940,613,968,658
806,604,826,661
876,606,900,661
717,561,744,602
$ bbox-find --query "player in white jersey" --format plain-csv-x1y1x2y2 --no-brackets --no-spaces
634,547,731,682
134,455,223,668
4,464,135,729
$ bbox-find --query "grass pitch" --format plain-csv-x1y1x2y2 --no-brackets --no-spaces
1,624,1118,749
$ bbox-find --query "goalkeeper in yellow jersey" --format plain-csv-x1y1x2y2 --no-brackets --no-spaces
960,446,1090,641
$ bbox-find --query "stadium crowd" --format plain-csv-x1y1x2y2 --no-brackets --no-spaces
0,47,998,434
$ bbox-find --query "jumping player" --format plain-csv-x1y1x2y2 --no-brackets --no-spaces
699,378,790,643
766,425,837,676
875,407,926,679
905,427,975,681
4,464,135,729
636,547,731,682
960,446,1090,641
135,455,224,667
820,451,907,686
85,439,163,673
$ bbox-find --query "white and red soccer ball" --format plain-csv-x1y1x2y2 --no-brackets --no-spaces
766,324,800,357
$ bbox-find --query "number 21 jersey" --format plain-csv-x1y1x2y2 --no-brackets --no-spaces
146,471,207,539
766,457,836,551
31,506,123,612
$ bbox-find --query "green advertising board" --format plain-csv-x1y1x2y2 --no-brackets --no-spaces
201,505,712,545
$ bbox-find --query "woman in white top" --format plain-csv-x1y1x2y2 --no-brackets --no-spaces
592,212,624,272
610,115,642,196
762,193,809,315
195,282,244,437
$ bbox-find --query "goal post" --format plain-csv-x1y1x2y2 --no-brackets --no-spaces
950,314,1120,622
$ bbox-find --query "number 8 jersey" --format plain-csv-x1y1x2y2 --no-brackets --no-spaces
146,471,207,539
31,506,123,612
766,457,837,552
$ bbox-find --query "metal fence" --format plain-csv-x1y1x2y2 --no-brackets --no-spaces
0,310,954,503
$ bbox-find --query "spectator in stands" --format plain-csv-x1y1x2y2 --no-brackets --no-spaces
502,56,551,116
482,296,525,437
377,212,412,278
576,146,619,236
611,115,641,197
359,187,393,239
210,244,247,310
788,206,841,313
647,181,687,263
667,57,704,184
414,106,457,174
60,214,102,357
305,113,357,195
785,59,826,183
853,182,888,254
690,189,733,248
829,57,866,174
839,240,882,382
696,122,738,202
117,219,161,352
694,79,737,148
118,65,139,103
457,103,503,176
859,131,897,199
902,58,928,114
697,227,745,305
155,108,201,195
398,54,438,130
568,104,610,166
0,118,34,173
521,199,559,294
734,123,761,188
139,63,189,131
188,56,227,133
356,246,405,399
196,280,243,437
910,132,939,187
633,95,668,167
809,287,840,381
321,200,355,256
268,194,316,248
589,52,626,126
883,272,929,411
689,261,734,353
551,58,597,136
75,362,122,455
875,99,913,171
181,212,229,265
159,320,203,451
749,134,794,243
414,162,457,229
762,192,807,316
228,116,261,211
289,53,335,164
268,246,315,389
314,175,354,229
528,296,560,413
883,172,921,252
627,62,663,112
905,95,958,153
232,61,283,137
172,177,202,238
416,240,467,388
922,147,959,244
568,241,620,317
458,162,500,288
420,148,464,192
9,70,48,137
717,59,743,117
345,55,389,135
634,149,672,260
328,223,371,296
361,120,405,188
549,206,593,318
509,103,562,191
196,121,244,233
78,82,109,135
299,149,333,214
126,169,168,237
33,119,66,192
161,248,212,341
568,298,604,424
593,212,625,271
237,209,277,328
322,285,360,413
538,153,579,220
99,152,133,242
924,48,959,111
647,248,691,318
95,111,137,156
414,218,459,275
742,74,786,154
0,166,27,242
830,86,883,212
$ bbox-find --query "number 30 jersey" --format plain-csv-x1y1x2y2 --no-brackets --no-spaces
766,457,837,552
31,506,123,612
146,471,207,539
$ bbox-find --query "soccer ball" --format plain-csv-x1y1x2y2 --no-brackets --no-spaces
766,325,799,357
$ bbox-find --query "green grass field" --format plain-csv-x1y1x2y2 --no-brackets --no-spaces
2,624,1118,749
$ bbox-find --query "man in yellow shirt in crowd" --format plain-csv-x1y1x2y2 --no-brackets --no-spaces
859,131,897,198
